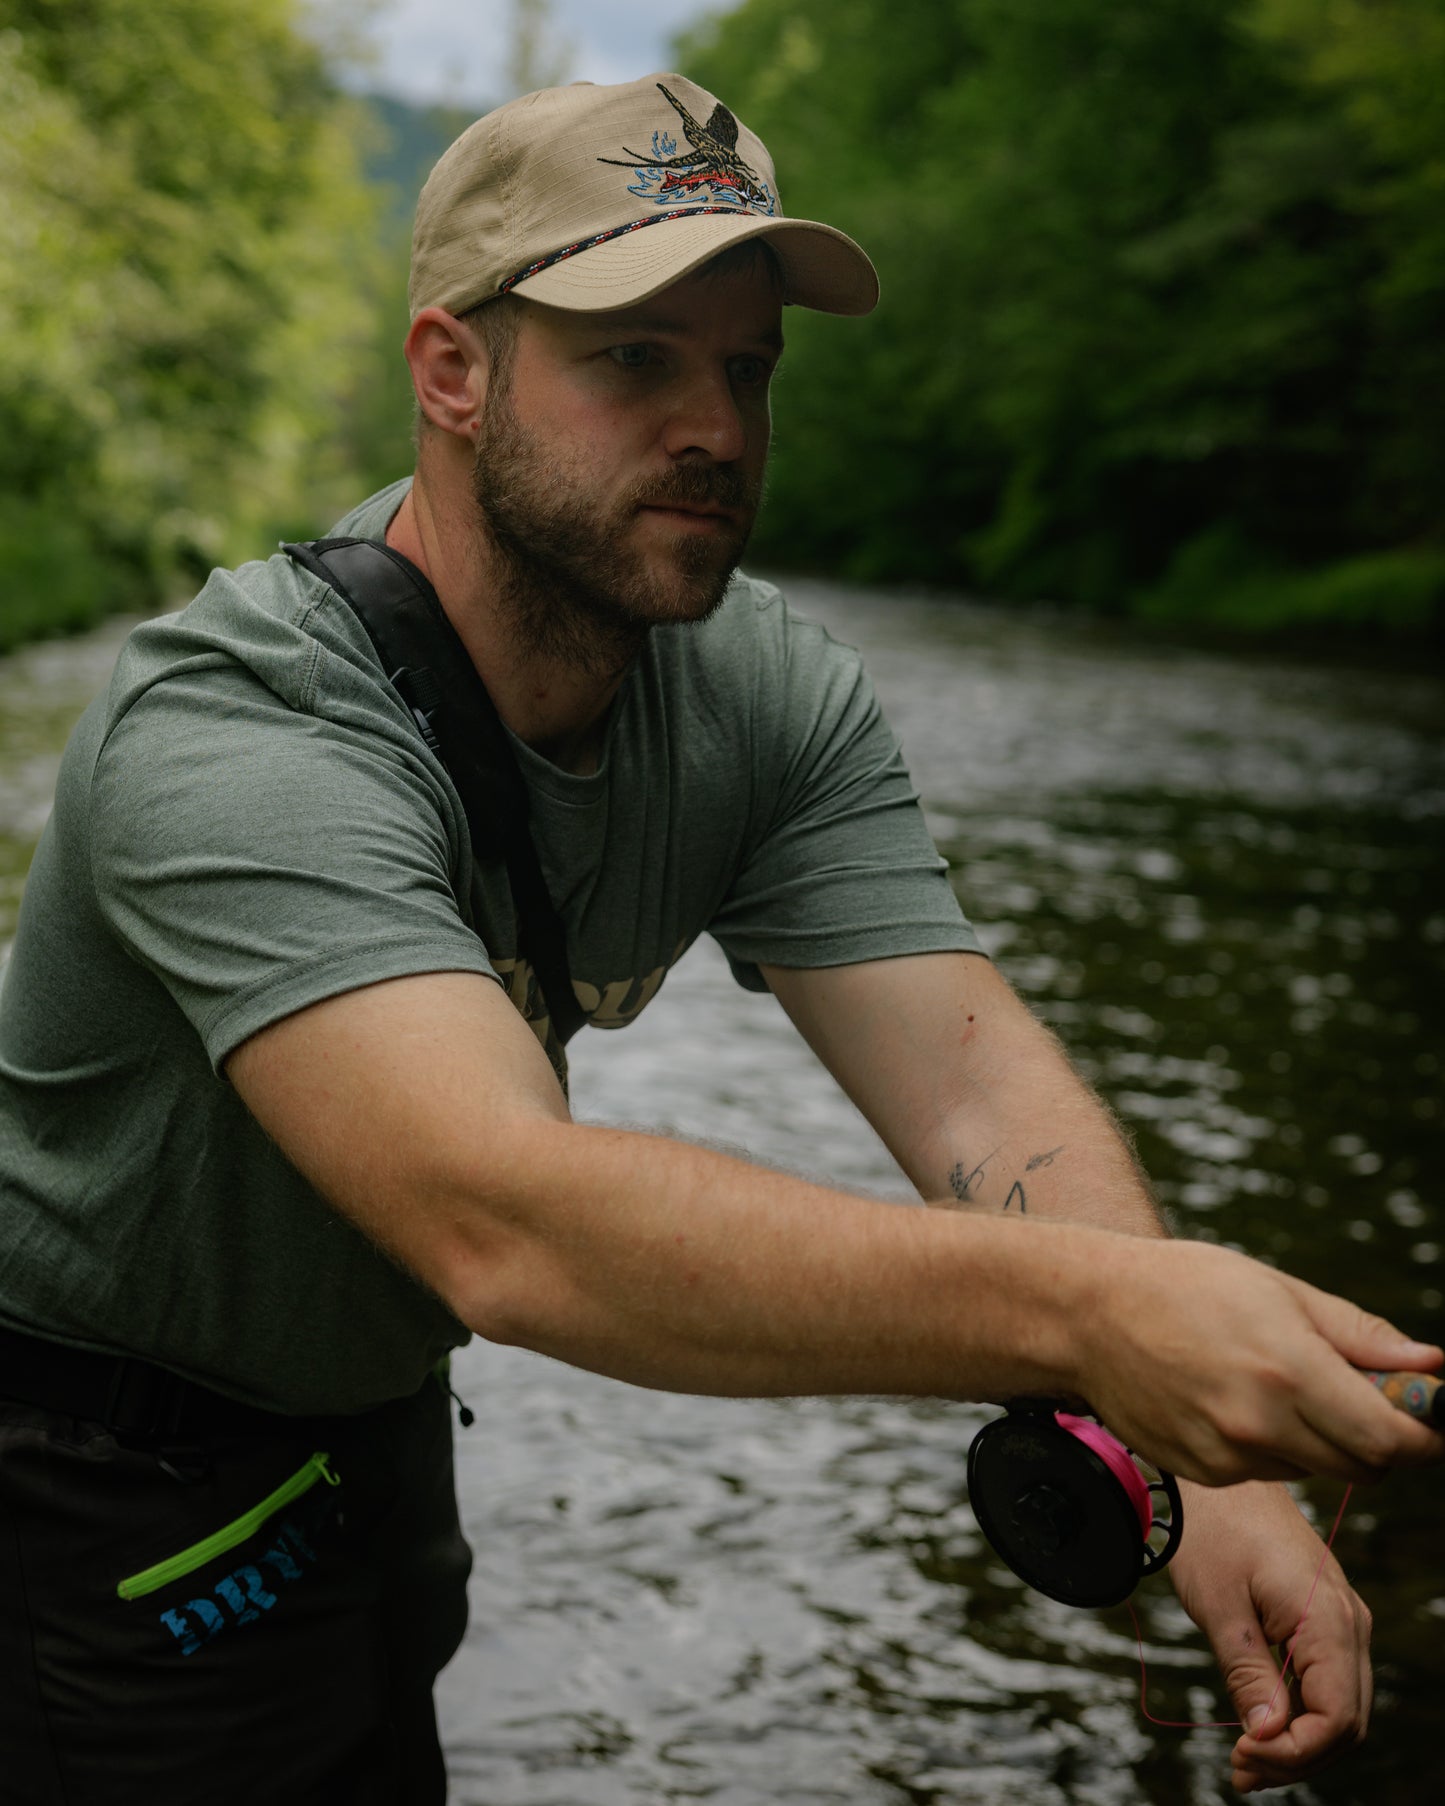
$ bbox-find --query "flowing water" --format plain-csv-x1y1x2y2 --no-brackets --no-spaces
1,586,1441,1805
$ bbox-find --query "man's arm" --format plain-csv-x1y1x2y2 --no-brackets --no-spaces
758,947,1416,1793
759,948,1160,1231
225,963,1439,1486
227,954,1426,1798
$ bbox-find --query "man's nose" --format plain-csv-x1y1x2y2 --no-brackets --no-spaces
660,369,749,463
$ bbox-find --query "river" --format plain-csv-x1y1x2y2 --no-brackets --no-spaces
1,585,1441,1805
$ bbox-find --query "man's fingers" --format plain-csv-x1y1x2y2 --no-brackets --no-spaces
1231,1712,1366,1793
1227,1583,1373,1793
1286,1285,1445,1466
1231,1697,1367,1790
1295,1364,1445,1478
1240,1415,1388,1490
1216,1637,1291,1746
1290,1284,1442,1378
1261,1284,1445,1474
1163,1401,1385,1490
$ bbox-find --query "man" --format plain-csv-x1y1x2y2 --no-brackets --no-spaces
0,73,1439,1804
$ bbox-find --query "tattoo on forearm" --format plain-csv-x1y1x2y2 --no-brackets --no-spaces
948,1147,1000,1204
1025,1146,1064,1173
943,1146,1059,1213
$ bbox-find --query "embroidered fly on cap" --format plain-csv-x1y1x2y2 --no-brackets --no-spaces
408,74,879,319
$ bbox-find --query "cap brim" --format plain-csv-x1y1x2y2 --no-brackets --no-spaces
510,212,879,316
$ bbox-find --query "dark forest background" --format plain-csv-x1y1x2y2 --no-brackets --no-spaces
3,0,1442,652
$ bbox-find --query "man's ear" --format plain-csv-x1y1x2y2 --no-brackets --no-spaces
404,307,487,442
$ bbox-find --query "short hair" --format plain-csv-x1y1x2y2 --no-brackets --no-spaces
695,236,786,293
459,292,523,381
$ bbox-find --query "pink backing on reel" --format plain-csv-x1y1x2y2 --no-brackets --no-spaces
966,1402,1183,1608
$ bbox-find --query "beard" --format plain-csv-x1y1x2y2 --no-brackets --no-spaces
470,382,761,678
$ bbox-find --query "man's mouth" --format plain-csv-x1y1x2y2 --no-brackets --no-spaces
638,499,745,527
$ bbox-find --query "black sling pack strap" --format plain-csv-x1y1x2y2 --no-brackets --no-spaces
281,536,586,1046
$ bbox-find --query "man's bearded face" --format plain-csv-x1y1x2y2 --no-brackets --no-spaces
470,363,763,650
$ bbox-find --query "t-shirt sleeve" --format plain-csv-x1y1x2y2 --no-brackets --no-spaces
707,607,982,992
88,660,500,1070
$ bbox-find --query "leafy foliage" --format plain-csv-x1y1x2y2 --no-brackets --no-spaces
338,92,488,503
5,0,1441,646
0,0,379,648
680,0,1445,629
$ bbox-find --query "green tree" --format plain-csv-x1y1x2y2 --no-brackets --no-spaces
679,0,1445,629
337,91,489,505
0,0,380,648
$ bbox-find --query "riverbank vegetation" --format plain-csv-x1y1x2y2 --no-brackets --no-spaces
682,0,1445,632
0,0,381,650
2,0,1442,651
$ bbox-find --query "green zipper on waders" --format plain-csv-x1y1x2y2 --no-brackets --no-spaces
116,1452,339,1601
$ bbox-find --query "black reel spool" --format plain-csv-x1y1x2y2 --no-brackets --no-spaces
966,1401,1184,1608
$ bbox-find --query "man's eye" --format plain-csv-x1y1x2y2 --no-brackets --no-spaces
608,344,653,370
729,355,772,387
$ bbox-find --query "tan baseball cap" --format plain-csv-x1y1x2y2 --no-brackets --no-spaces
408,74,879,319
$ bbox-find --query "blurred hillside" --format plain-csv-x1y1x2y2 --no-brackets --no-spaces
3,0,1442,652
357,91,485,228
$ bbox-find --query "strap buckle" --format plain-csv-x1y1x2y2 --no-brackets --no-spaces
103,1358,189,1440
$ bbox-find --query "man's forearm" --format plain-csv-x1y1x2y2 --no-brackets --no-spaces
405,1107,1441,1491
762,953,1166,1238
437,1116,1092,1401
924,1014,1166,1237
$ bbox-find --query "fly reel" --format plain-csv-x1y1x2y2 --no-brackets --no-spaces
966,1401,1184,1608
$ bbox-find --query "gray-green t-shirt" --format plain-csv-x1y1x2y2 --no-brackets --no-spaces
0,480,978,1414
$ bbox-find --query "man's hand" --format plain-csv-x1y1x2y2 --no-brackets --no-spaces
1072,1236,1443,1487
765,953,1442,1485
1168,1482,1372,1793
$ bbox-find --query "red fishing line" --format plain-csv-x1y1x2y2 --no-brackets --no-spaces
1046,1411,1354,1732
1126,1483,1354,1731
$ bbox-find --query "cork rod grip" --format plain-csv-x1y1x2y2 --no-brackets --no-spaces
1364,1369,1445,1428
